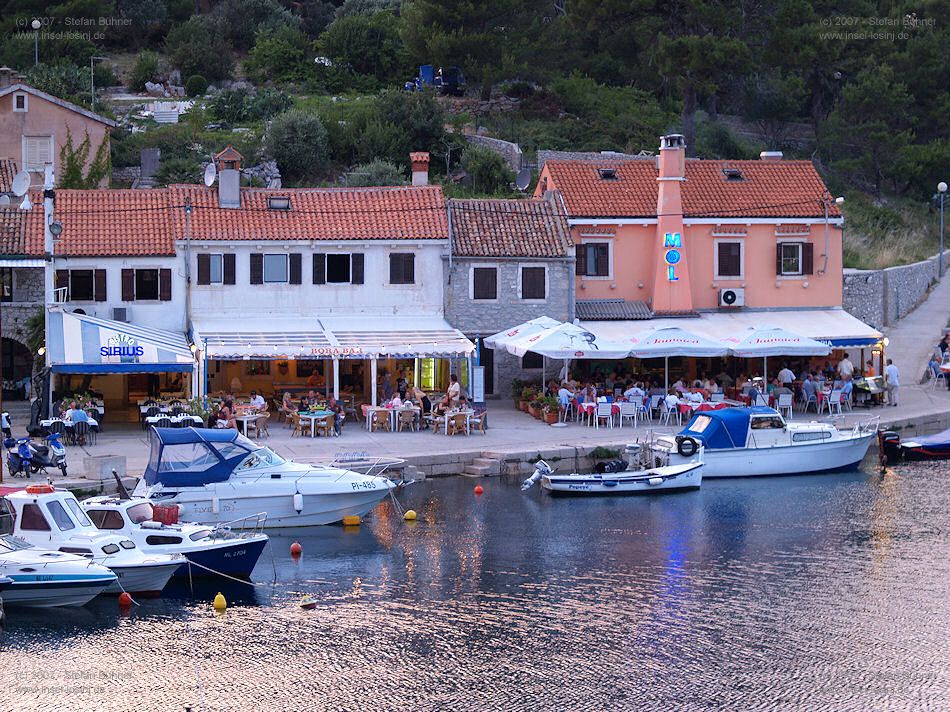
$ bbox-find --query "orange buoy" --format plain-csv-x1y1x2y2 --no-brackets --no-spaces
290,541,303,556
25,483,55,495
474,485,484,496
118,592,132,607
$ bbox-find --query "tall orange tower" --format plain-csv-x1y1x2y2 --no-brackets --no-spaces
651,134,693,314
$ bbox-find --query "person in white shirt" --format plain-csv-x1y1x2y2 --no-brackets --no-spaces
664,391,680,410
884,359,900,406
557,384,574,408
688,390,703,404
249,390,266,410
446,374,461,406
777,365,795,385
703,378,719,393
390,393,403,407
838,353,854,379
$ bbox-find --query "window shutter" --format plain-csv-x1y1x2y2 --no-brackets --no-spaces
159,268,172,301
223,253,236,285
250,254,263,285
196,254,210,285
595,244,609,276
802,243,814,275
289,253,302,284
522,267,545,299
576,246,587,276
121,269,135,301
312,254,326,284
351,253,364,284
776,243,784,275
55,269,68,293
93,269,107,301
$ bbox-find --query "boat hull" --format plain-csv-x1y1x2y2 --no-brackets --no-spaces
105,561,180,596
541,463,702,495
1,574,117,607
173,536,268,578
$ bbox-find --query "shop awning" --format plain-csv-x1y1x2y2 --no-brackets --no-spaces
48,310,195,374
582,309,882,350
194,316,474,359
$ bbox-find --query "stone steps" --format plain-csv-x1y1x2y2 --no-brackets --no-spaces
462,457,502,478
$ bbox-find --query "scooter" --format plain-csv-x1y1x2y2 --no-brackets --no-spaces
30,432,68,477
3,433,67,478
4,437,34,478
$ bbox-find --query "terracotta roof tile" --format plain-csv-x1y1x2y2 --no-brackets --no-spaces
170,185,447,241
543,160,840,219
0,158,17,193
449,198,572,258
0,208,28,255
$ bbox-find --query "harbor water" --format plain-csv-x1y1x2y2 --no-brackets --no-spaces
2,457,949,711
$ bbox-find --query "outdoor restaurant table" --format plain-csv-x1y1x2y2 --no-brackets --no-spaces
234,411,266,436
41,417,99,431
429,409,475,436
145,415,203,427
299,410,336,438
364,405,420,432
694,402,732,412
576,401,621,424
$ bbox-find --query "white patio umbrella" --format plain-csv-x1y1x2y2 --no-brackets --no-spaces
628,326,730,389
723,326,830,381
504,322,632,360
484,316,562,349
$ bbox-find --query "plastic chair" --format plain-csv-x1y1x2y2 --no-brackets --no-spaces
660,403,681,427
618,401,638,428
800,392,818,413
710,392,725,403
648,395,664,420
823,390,843,416
777,393,794,420
594,402,614,429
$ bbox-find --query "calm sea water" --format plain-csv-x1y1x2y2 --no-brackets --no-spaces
2,457,949,712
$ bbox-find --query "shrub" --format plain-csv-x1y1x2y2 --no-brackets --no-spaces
265,109,329,184
461,145,514,195
344,159,406,186
247,88,295,120
245,25,311,83
185,75,209,97
166,16,234,83
129,51,161,92
25,61,91,106
155,156,202,186
319,11,408,85
211,0,301,51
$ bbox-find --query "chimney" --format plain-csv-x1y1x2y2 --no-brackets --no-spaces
410,152,430,186
0,66,24,89
214,145,243,209
651,134,693,314
759,151,784,161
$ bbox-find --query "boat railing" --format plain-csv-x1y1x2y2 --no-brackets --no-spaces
325,455,407,481
209,512,268,539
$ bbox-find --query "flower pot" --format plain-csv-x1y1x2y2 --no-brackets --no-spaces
543,411,559,424
519,400,529,412
528,406,541,419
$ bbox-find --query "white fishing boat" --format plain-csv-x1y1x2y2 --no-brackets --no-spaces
0,534,117,607
644,406,877,478
524,459,703,495
2,484,182,595
132,428,400,528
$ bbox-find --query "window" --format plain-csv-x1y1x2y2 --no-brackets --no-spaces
312,253,364,285
716,241,743,278
197,253,235,285
263,254,288,283
522,352,543,369
327,254,350,283
19,503,51,531
0,268,11,302
209,254,223,283
472,267,497,300
46,501,76,531
65,498,92,527
23,135,53,172
792,431,832,442
13,93,27,112
127,503,153,524
87,509,125,529
101,543,120,555
577,242,610,277
158,442,220,472
135,269,159,300
146,535,183,545
56,269,106,301
390,253,415,284
521,266,546,300
121,268,171,301
776,242,814,276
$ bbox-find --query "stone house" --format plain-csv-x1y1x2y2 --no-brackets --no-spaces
0,206,43,393
445,196,575,398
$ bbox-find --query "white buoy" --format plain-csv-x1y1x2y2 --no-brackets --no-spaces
293,493,304,513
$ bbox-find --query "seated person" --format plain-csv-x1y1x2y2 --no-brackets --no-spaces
672,378,686,394
298,397,311,412
841,375,854,401
687,390,703,404
249,390,266,411
217,399,237,429
412,387,432,415
65,401,89,423
623,382,645,400
558,383,574,408
390,393,403,408
664,390,680,411
704,378,720,394
281,392,295,417
326,397,344,435
457,395,469,411
307,390,318,403
747,383,765,406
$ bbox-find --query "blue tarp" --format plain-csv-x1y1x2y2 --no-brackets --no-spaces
679,406,776,450
143,427,256,488
907,427,950,452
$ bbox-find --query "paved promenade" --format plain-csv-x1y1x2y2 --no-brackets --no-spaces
884,270,950,383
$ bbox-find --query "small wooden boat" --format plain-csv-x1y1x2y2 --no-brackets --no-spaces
880,428,950,463
522,459,702,496
299,595,318,610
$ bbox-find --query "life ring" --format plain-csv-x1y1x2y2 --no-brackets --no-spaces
25,483,54,494
676,436,698,458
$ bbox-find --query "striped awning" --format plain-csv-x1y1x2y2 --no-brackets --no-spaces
48,310,195,373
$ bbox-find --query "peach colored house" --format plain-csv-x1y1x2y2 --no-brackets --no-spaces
536,135,881,351
0,68,115,188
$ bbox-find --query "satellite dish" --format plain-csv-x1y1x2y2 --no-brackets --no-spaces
11,171,30,197
203,162,217,187
0,195,9,207
19,194,32,211
515,168,532,192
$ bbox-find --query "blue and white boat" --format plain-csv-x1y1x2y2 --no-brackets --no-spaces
81,495,268,579
643,406,877,478
133,428,399,527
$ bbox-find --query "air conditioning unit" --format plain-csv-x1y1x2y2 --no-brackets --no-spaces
719,288,745,308
112,307,129,322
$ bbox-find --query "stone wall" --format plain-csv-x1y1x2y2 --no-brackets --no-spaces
464,135,524,173
1,267,43,348
843,249,950,329
445,257,574,398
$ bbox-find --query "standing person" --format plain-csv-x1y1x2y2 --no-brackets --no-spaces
864,360,876,377
777,363,795,386
837,353,854,379
396,370,409,400
381,371,394,402
446,373,461,407
939,334,949,356
884,359,900,407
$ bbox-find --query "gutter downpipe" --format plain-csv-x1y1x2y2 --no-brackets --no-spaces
183,202,195,399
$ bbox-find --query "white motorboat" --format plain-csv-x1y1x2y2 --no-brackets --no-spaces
645,406,877,478
2,484,183,595
81,493,269,579
0,534,117,607
132,428,400,528
524,459,703,495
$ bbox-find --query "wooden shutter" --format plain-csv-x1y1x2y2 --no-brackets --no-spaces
312,254,326,284
718,242,740,277
250,254,263,285
289,253,302,284
159,268,172,301
351,253,364,284
121,269,135,301
522,267,545,299
55,269,69,293
595,245,609,276
197,254,210,285
473,267,497,299
776,243,784,275
223,253,236,285
390,254,414,284
576,246,587,276
802,243,814,275
93,269,107,301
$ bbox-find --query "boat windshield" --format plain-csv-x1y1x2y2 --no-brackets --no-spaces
0,535,32,552
127,502,154,524
234,447,286,471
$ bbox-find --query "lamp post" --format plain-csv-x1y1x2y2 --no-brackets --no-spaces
820,193,845,275
90,56,108,110
938,181,947,278
31,18,40,65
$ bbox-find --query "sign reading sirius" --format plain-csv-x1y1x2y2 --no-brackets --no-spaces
664,232,682,281
101,333,144,358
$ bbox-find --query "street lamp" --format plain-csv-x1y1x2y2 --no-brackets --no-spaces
90,56,108,110
938,181,947,278
31,18,41,65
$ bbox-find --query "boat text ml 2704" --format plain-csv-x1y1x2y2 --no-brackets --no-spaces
133,428,400,528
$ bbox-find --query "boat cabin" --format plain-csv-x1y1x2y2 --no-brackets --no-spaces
82,496,214,546
680,406,836,450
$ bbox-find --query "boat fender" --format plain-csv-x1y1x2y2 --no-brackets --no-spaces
293,493,304,513
676,436,698,458
647,477,664,486
211,497,220,515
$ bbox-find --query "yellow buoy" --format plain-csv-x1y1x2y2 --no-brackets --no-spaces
403,509,417,521
213,592,227,612
342,515,361,526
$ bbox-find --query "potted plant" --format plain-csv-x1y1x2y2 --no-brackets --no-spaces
528,398,543,419
187,397,214,427
541,395,561,424
520,386,535,412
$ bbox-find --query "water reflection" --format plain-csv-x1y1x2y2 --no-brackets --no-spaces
2,459,950,711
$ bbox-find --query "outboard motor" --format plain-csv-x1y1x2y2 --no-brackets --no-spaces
522,460,552,491
879,430,902,465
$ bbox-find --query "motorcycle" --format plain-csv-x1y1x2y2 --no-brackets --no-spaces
3,433,67,478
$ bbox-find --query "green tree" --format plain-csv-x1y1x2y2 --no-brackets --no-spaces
25,61,91,106
300,0,337,37
245,25,311,84
59,127,111,189
320,11,408,84
461,145,513,195
155,156,202,186
165,16,234,83
117,0,168,48
211,0,301,51
336,0,402,17
129,51,161,92
344,159,407,186
265,109,330,184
